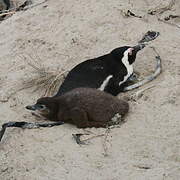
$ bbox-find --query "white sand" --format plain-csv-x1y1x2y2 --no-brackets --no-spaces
0,0,180,179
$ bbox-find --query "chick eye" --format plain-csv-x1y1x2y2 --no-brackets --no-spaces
39,105,46,109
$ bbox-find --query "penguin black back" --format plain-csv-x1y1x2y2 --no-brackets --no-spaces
55,44,144,97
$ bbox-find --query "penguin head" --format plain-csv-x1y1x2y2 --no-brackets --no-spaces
26,97,55,115
111,44,145,65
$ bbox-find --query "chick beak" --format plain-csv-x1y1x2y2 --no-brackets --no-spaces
25,105,37,111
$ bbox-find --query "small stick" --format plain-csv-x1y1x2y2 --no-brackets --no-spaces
131,84,155,100
0,121,64,142
82,134,105,142
158,18,180,29
164,15,180,21
72,133,105,145
134,165,151,170
126,10,142,18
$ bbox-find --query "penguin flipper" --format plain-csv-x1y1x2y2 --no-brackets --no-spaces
104,76,125,96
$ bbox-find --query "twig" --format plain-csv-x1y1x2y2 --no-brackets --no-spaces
72,133,105,145
120,9,142,18
131,85,155,100
82,134,105,142
164,15,180,21
134,165,151,170
158,18,180,29
125,10,142,18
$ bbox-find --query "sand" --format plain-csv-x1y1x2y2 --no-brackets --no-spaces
0,0,180,179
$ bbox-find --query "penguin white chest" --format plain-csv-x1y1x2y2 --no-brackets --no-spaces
119,50,133,86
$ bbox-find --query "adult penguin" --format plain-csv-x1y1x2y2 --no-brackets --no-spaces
55,44,145,96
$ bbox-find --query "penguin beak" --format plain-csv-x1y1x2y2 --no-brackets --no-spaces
26,104,39,111
132,44,145,54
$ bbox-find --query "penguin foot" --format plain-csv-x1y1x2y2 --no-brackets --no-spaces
128,73,140,82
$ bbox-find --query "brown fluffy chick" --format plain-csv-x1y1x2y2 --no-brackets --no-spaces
26,88,129,128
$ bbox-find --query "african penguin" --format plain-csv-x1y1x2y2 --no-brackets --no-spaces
26,88,129,128
55,44,145,96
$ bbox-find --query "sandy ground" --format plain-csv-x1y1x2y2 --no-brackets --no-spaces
0,0,180,179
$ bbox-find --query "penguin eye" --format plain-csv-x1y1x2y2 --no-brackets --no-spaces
38,104,46,110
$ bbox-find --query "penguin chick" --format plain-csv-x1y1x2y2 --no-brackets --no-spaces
26,88,129,128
